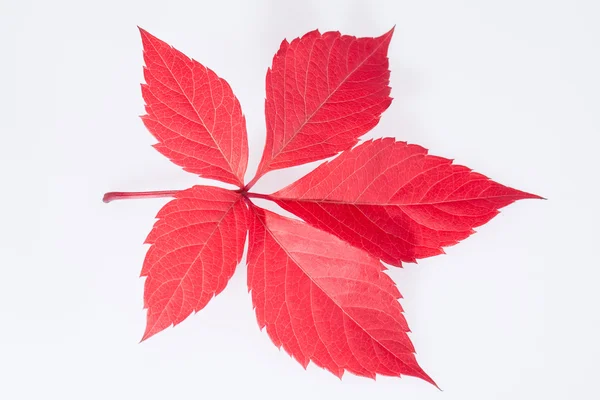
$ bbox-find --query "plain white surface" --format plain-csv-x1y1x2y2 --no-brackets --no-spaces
1,0,599,398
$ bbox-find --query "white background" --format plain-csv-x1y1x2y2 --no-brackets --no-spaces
1,0,599,398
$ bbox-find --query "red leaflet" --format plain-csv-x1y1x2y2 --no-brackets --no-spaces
141,186,247,340
271,138,541,266
249,29,393,188
104,28,541,386
140,28,248,187
248,205,435,385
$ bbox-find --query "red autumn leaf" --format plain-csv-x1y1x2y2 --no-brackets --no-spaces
140,28,248,187
269,138,541,266
103,27,541,386
247,205,436,385
248,29,393,187
141,186,248,340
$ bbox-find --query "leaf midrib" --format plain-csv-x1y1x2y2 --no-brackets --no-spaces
272,193,522,207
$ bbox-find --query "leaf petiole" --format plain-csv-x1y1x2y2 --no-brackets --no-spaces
103,189,275,204
244,192,272,201
102,190,182,203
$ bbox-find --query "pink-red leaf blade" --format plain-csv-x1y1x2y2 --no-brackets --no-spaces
141,186,248,340
273,138,541,266
140,28,248,187
255,28,393,179
247,204,435,385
